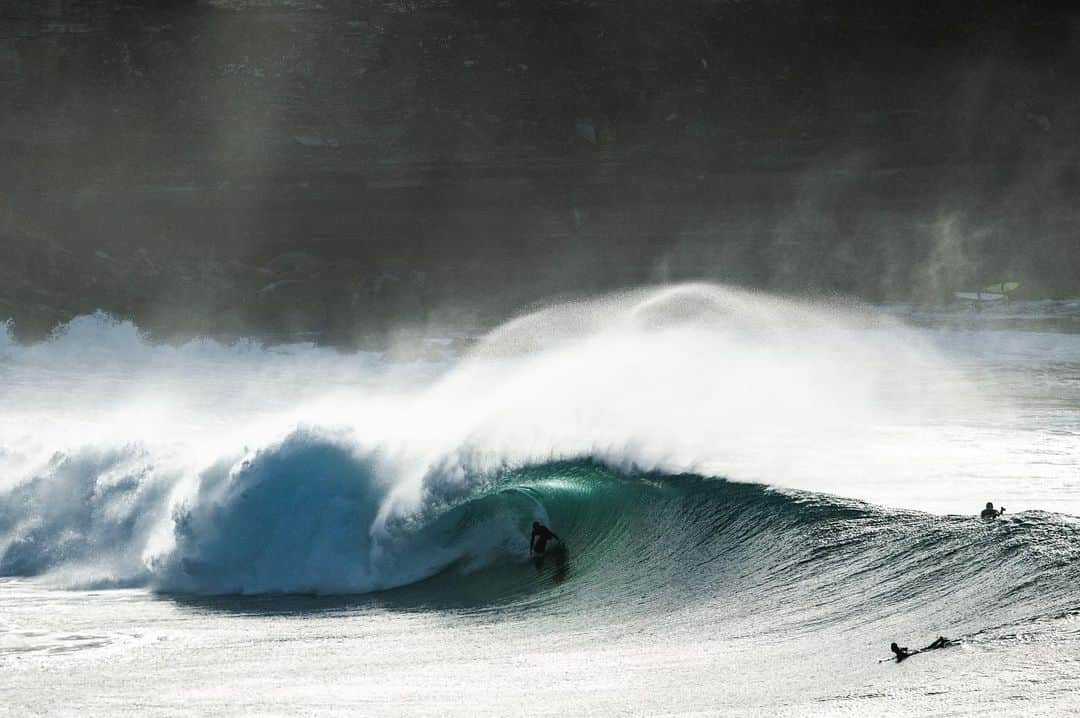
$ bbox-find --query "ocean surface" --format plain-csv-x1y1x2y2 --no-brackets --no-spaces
2,284,1079,715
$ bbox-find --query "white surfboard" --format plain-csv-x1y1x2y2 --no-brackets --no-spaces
954,291,1005,302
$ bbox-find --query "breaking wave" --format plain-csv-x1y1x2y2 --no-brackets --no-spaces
1,284,1078,641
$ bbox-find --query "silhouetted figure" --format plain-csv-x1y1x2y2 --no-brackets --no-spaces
981,502,1005,519
530,521,561,556
890,636,954,662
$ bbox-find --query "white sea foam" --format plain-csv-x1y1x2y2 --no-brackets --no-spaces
1,285,1078,593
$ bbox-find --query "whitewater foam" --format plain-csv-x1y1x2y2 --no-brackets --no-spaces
1,284,1078,593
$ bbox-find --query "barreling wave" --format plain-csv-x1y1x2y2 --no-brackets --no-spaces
2,430,1077,643
2,283,1078,641
375,459,1080,640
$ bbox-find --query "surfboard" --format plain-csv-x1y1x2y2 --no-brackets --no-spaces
954,291,1004,302
954,281,1019,302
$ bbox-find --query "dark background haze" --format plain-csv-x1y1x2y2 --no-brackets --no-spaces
2,0,1078,346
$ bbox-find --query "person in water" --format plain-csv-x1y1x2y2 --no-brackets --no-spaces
891,636,953,661
981,502,1005,519
530,521,562,555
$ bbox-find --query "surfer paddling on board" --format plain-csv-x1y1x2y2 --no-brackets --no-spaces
530,521,562,556
890,637,953,662
981,502,1005,519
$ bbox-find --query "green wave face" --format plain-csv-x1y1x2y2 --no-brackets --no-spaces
377,459,1080,642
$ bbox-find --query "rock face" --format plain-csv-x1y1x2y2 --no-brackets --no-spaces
1,1,1079,344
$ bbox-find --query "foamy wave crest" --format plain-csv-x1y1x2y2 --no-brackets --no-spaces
0,428,531,594
0,444,176,587
152,429,386,594
4,282,1072,595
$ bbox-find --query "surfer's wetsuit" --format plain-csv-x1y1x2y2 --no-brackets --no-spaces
981,502,1004,519
891,637,953,661
530,522,560,555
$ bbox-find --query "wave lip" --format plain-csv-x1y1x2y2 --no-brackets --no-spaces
149,428,536,596
153,429,387,595
3,441,1080,649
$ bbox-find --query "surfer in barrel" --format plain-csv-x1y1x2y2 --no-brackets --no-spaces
530,521,562,556
981,502,1005,519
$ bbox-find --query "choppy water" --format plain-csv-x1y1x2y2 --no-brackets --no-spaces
2,284,1079,715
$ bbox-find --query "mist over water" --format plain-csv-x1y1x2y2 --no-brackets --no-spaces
2,284,1077,596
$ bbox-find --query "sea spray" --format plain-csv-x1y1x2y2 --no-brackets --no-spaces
3,284,1077,594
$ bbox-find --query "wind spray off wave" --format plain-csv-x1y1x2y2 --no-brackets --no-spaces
1,284,1078,596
